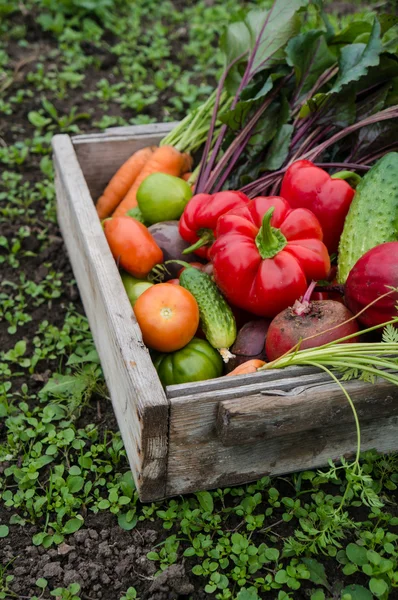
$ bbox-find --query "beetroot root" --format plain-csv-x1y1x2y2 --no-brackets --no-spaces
266,300,360,362
225,319,270,373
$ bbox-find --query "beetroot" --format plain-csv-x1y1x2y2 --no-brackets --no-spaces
148,221,201,279
266,282,360,361
345,242,398,328
226,319,270,373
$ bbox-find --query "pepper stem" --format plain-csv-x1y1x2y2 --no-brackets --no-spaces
331,170,362,188
182,230,214,255
255,207,287,259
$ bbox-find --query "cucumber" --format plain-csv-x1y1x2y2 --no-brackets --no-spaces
337,152,398,283
179,267,236,361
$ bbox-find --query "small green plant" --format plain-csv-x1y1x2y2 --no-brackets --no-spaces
50,583,81,600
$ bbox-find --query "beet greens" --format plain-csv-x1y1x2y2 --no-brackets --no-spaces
194,0,398,195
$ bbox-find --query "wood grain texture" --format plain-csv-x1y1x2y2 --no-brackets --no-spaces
166,371,398,496
71,123,175,201
52,133,169,501
217,378,398,446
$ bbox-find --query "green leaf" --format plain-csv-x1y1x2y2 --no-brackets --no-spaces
382,24,398,54
120,471,136,498
0,525,9,538
28,112,52,129
67,349,100,365
195,491,214,513
220,0,308,91
302,558,329,588
264,547,280,562
346,543,368,566
118,511,137,531
343,563,358,576
35,578,48,590
369,578,388,597
40,373,91,398
331,21,372,45
67,476,85,493
236,588,261,600
311,591,325,600
69,583,81,594
263,123,293,170
286,30,336,101
330,19,383,94
147,551,159,561
341,584,373,600
275,569,288,584
62,518,83,535
244,1,307,73
367,550,381,566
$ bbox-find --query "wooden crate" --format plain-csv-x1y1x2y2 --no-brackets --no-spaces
52,124,398,502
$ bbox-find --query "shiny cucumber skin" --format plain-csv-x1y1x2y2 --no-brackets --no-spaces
338,152,398,283
179,267,236,350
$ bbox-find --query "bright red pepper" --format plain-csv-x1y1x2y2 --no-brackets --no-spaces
178,190,250,259
280,160,355,254
209,196,331,317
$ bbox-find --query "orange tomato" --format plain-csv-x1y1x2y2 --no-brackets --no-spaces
104,216,163,278
134,283,199,352
226,359,265,376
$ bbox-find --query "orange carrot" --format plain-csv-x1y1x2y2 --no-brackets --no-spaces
112,145,192,217
181,172,192,181
96,146,155,219
227,359,266,376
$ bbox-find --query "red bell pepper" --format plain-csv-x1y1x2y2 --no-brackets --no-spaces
209,196,330,317
280,160,355,254
178,190,250,259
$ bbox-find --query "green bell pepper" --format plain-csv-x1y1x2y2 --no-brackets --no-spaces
153,337,223,387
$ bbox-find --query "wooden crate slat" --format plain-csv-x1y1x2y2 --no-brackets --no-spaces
52,134,169,501
71,123,175,203
167,374,398,495
166,365,326,399
217,378,398,446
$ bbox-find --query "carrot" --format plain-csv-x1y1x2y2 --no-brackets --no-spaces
226,359,266,376
96,146,155,219
112,145,192,217
181,172,192,181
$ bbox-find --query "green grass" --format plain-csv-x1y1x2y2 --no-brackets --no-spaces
0,1,397,599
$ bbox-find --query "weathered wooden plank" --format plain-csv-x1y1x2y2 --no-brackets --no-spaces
167,371,398,495
52,134,169,502
166,365,323,399
168,369,333,404
71,123,175,202
217,378,398,446
104,122,179,135
166,410,398,496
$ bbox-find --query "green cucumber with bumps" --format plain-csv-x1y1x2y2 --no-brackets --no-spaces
337,153,398,284
179,266,236,362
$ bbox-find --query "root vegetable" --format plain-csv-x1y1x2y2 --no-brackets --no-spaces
345,242,398,328
266,282,360,361
148,221,201,279
225,319,270,373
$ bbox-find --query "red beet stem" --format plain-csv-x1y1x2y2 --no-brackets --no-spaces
292,280,317,316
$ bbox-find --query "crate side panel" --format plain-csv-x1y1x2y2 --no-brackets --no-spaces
166,376,398,496
72,124,175,203
52,134,169,501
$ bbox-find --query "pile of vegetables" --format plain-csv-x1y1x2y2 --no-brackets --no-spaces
96,0,398,394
